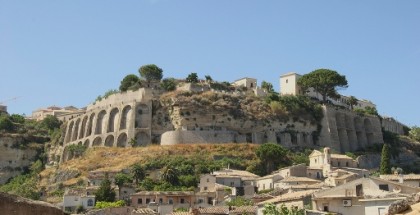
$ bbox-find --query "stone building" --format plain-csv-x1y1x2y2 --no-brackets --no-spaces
382,116,406,135
31,106,85,121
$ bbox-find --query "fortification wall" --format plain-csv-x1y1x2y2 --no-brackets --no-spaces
382,117,405,135
61,89,154,161
318,106,384,153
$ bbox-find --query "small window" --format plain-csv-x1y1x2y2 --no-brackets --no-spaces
230,182,235,186
286,79,288,84
87,199,94,206
204,187,207,191
338,161,341,167
159,198,163,204
379,184,389,191
315,159,317,163
180,198,185,204
138,198,143,204
146,198,150,204
168,198,173,204
323,205,329,212
346,162,349,167
198,199,204,204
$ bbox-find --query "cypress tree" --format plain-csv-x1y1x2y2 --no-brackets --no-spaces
380,144,391,174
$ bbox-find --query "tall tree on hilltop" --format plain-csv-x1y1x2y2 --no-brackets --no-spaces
120,74,139,91
297,69,348,103
139,64,163,82
261,81,274,93
347,96,358,110
186,73,199,83
380,144,391,174
256,143,289,175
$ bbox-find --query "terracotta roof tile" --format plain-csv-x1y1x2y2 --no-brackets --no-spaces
380,174,420,181
198,206,229,214
257,190,316,206
280,177,320,183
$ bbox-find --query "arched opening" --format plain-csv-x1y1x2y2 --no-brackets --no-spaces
92,137,102,147
108,108,120,133
120,105,132,130
104,135,114,147
135,104,149,128
95,110,106,134
72,119,81,142
80,116,88,139
84,139,90,148
134,132,150,147
117,133,127,147
78,141,82,145
66,121,74,143
86,113,95,136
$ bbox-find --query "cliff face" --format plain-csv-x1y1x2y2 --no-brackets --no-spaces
0,134,45,184
0,192,68,215
155,91,318,146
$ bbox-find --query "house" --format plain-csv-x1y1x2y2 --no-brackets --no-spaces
232,77,267,97
380,174,420,188
256,190,316,215
274,176,321,190
31,105,85,121
312,177,420,215
62,188,95,212
206,169,259,197
131,191,194,209
309,147,359,177
325,169,361,187
255,164,308,192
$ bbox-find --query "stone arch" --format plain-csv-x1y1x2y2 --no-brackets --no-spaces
345,115,357,151
135,104,150,128
134,132,150,147
108,108,120,133
117,133,128,147
84,139,90,148
80,116,88,139
66,121,74,143
120,105,132,130
86,113,95,136
95,110,106,134
104,135,114,147
72,118,81,142
354,117,366,148
92,137,102,147
364,118,374,145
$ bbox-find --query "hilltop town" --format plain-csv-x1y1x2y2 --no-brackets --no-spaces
1,67,420,215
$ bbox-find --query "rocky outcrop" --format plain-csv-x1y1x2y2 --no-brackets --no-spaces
0,192,68,215
0,134,44,184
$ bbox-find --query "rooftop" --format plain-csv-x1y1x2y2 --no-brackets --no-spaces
279,176,321,183
257,190,316,206
380,174,420,181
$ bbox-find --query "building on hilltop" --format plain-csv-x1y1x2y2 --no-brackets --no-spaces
0,105,7,114
381,116,407,135
232,77,268,97
279,72,376,110
31,105,85,121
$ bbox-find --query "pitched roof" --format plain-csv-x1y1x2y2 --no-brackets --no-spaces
257,190,316,206
330,154,353,159
213,169,259,179
279,176,320,183
229,206,257,214
309,150,322,157
132,208,158,214
170,212,193,215
198,206,229,214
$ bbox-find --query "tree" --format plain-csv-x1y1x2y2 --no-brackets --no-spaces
0,115,14,131
205,75,213,83
347,96,358,110
10,114,25,124
409,126,420,142
114,173,132,198
119,74,139,92
40,115,61,131
95,175,116,202
256,143,289,174
262,203,304,215
139,64,163,82
261,81,274,93
297,69,348,103
131,163,145,184
380,144,391,174
161,78,177,91
186,73,199,83
161,166,179,185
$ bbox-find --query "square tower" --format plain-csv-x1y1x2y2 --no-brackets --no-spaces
279,72,302,95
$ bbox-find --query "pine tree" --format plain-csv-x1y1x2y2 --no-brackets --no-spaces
380,144,391,174
95,174,116,202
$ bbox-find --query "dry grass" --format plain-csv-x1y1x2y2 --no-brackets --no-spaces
40,144,259,188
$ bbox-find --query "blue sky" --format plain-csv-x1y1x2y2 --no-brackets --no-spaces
1,1,419,126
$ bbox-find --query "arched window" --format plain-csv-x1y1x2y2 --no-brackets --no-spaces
87,199,94,206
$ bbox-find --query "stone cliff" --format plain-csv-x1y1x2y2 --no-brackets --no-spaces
0,134,46,184
0,192,68,215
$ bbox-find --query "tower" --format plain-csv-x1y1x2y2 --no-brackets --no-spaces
323,147,332,176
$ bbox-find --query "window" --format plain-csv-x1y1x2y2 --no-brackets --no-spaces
198,199,204,204
138,198,143,204
323,204,329,212
379,184,389,191
159,198,163,204
204,187,207,191
230,182,235,187
315,159,317,163
168,198,173,204
87,199,94,207
180,198,185,204
146,198,150,204
346,162,349,167
317,172,320,179
338,161,341,167
356,184,363,196
208,197,213,205
206,178,209,182
286,79,288,84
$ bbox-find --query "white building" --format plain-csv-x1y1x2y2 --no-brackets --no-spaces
62,189,95,212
